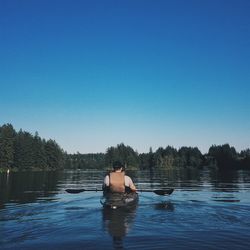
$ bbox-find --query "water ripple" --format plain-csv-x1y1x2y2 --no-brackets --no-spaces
1,169,250,250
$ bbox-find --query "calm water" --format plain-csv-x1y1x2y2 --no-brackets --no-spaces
1,168,250,250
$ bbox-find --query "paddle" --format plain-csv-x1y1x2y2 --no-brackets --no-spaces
139,188,174,196
65,188,174,196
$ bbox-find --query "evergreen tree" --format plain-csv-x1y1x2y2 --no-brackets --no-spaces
208,144,237,169
33,132,47,169
0,124,65,170
45,139,64,170
1,123,249,171
239,149,250,169
139,147,155,169
105,143,139,168
14,130,34,170
0,124,16,168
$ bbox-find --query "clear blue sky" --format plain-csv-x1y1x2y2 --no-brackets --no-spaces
0,0,249,153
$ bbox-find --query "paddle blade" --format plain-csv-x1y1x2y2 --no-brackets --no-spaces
153,188,174,196
65,188,86,194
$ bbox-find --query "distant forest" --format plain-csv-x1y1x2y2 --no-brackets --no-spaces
1,123,250,171
66,143,250,170
0,124,65,171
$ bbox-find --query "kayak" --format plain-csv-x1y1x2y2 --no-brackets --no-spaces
101,192,139,209
100,192,139,209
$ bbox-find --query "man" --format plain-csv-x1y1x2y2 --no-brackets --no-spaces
103,161,136,193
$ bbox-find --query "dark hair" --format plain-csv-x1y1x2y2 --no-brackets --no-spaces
112,161,124,171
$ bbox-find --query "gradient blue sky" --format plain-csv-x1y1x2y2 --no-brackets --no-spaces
1,0,249,153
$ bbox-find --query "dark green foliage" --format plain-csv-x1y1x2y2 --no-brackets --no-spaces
0,124,16,168
1,124,249,171
207,144,250,170
64,143,249,170
208,144,237,169
239,149,250,169
0,124,65,170
154,146,178,168
105,143,139,169
65,153,105,169
177,147,203,168
45,140,65,170
146,146,203,169
33,133,47,169
65,144,140,170
14,131,34,170
139,147,154,170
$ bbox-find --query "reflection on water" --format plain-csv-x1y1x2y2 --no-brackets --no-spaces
0,168,250,249
102,204,138,249
0,171,61,208
1,168,250,207
154,201,174,211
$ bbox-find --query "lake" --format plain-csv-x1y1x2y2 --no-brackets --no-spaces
1,168,250,249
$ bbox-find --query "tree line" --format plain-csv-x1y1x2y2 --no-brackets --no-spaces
67,143,250,170
0,124,65,171
1,123,249,171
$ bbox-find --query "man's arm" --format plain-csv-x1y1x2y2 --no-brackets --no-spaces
125,176,136,191
102,175,110,192
104,175,109,186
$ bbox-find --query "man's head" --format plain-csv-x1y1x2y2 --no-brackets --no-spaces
112,161,124,171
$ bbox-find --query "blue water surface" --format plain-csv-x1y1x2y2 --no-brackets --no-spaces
0,169,250,249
